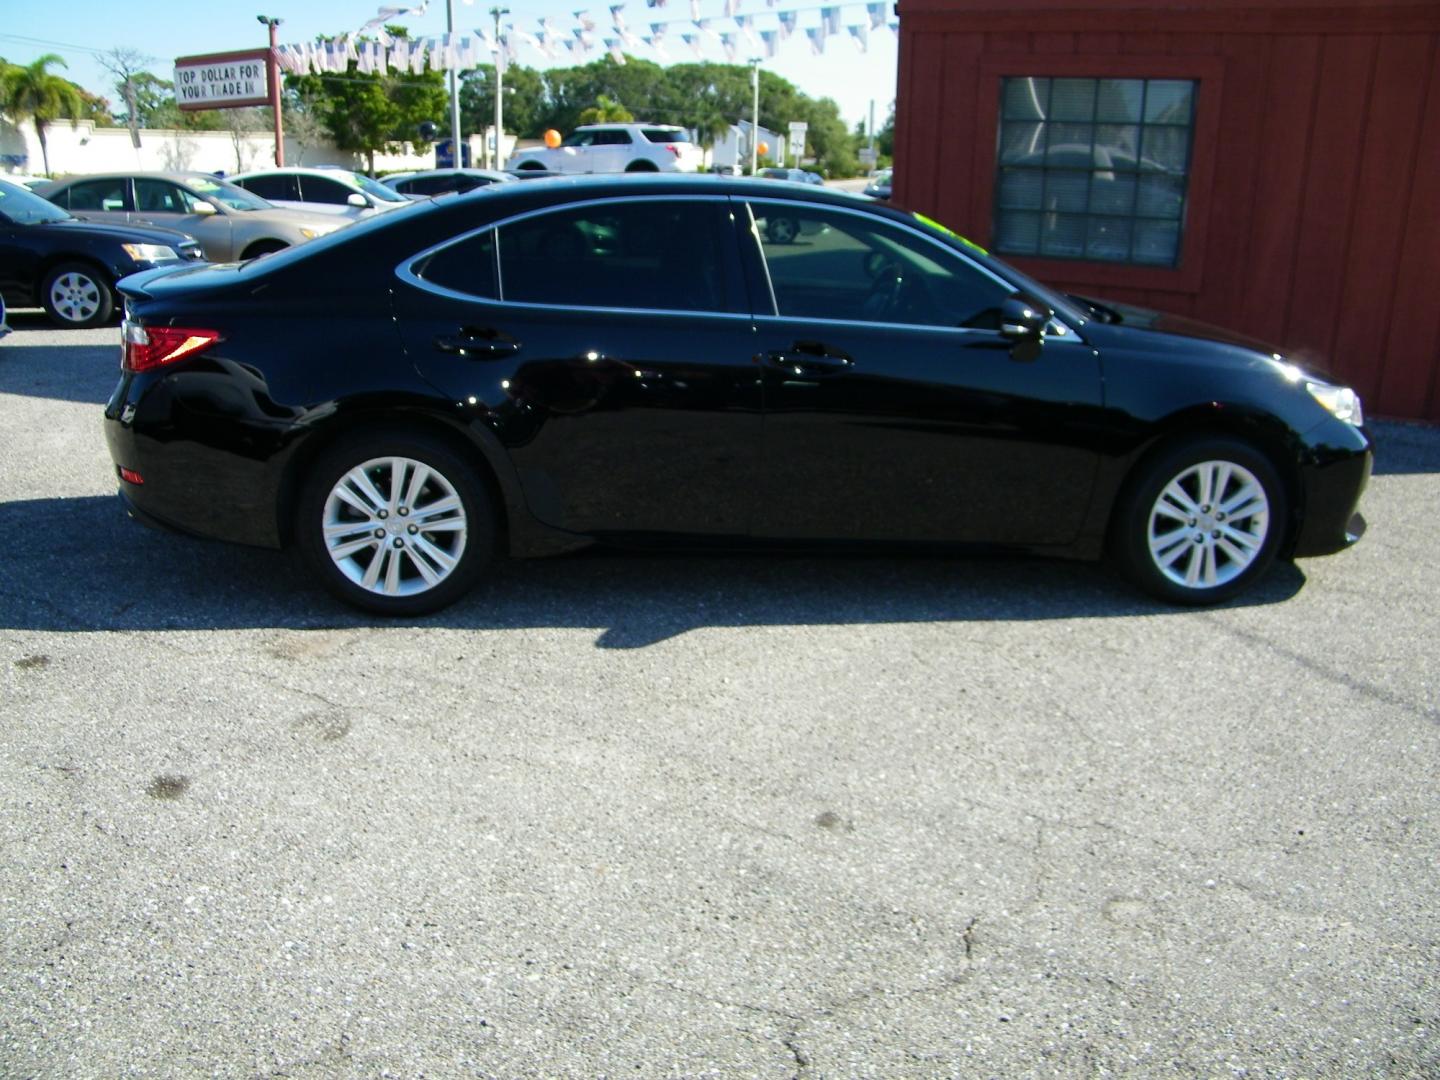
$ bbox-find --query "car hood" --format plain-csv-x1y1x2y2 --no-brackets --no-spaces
41,218,199,246
1076,297,1338,380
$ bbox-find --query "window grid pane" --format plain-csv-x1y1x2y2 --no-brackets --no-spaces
992,75,1195,268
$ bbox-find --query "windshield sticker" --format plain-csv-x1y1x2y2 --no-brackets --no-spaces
912,212,988,256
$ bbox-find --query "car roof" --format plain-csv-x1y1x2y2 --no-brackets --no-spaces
45,171,229,182
231,167,362,178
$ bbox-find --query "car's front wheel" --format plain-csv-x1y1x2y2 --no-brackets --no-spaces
765,217,800,244
296,432,494,615
42,262,114,328
1113,436,1286,605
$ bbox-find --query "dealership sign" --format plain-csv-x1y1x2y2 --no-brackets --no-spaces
174,50,272,111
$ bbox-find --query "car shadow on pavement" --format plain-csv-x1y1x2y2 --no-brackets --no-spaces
0,315,120,405
0,494,1306,644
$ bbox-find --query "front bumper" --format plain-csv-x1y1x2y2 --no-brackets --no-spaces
1290,426,1374,558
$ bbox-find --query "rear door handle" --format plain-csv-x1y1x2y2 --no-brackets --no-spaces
433,328,520,359
764,341,854,376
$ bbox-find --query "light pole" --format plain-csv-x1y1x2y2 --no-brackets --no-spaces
490,6,509,169
445,0,462,165
749,57,761,176
257,15,285,166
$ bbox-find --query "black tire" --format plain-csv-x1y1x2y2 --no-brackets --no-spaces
515,161,547,171
1112,436,1287,605
765,216,800,244
624,160,659,172
41,262,114,328
296,431,495,615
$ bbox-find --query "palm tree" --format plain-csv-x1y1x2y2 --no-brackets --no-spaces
2,54,84,176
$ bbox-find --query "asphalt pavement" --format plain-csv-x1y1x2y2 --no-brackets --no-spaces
1,314,1436,1077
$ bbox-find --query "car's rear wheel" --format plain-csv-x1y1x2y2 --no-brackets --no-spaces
42,262,114,328
296,432,494,615
1113,436,1286,605
625,160,659,172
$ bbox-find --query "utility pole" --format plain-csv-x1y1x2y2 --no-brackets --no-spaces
749,57,761,176
491,6,509,169
257,15,285,166
446,0,462,165
868,99,876,171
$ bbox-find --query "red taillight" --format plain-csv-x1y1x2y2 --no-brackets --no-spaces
122,320,220,373
666,144,681,157
118,467,144,485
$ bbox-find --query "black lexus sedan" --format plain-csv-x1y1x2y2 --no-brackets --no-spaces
104,175,1371,614
0,178,204,328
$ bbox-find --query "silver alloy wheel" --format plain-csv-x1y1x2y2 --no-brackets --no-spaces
1147,459,1270,590
48,270,102,324
321,455,468,598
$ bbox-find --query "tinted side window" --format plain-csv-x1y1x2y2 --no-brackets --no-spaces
63,179,129,212
593,130,633,145
237,175,292,200
300,176,352,205
748,203,1013,329
405,176,450,195
415,229,497,299
498,201,729,312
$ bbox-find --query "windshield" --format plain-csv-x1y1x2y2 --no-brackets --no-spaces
0,179,70,224
182,175,275,212
349,172,411,203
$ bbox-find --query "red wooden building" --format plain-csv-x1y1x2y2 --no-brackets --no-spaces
892,0,1440,422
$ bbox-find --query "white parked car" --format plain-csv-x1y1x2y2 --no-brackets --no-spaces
506,124,705,174
228,167,413,220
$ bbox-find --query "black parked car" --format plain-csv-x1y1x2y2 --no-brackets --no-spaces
105,175,1371,614
382,169,519,198
0,178,204,327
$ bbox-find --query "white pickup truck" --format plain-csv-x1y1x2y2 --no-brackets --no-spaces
506,124,705,174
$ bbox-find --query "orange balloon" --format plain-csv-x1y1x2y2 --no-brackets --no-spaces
758,141,769,156
544,129,562,149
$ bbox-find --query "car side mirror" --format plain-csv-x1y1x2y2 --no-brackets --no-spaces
347,192,368,208
190,202,217,216
1000,295,1052,362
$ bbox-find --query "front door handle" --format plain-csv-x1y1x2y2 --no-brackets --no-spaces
763,341,854,376
433,327,520,359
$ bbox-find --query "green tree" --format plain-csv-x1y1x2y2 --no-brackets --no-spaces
1,54,84,175
459,63,545,139
577,94,633,124
285,29,446,173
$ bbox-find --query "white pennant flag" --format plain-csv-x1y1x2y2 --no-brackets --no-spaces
720,31,738,61
681,31,703,58
759,28,779,58
847,23,868,52
574,9,596,31
867,3,886,30
737,14,758,48
606,37,627,63
805,26,825,54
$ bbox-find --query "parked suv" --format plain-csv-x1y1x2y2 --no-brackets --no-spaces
506,124,704,174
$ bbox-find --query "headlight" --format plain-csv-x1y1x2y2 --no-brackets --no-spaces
298,227,320,240
121,243,179,263
1306,380,1364,426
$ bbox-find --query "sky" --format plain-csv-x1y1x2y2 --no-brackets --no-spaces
0,0,898,131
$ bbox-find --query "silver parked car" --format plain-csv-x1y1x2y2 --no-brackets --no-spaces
228,166,413,220
37,172,344,262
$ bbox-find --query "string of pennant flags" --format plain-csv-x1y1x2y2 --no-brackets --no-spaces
271,0,898,78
